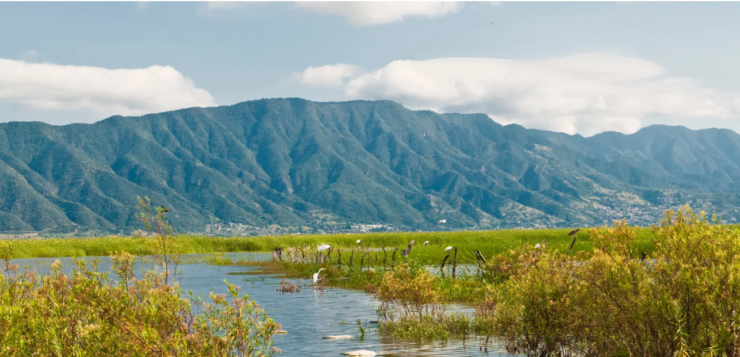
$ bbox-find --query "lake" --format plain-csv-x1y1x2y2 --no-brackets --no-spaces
12,253,515,357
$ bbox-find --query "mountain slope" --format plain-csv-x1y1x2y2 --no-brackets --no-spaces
1,98,738,234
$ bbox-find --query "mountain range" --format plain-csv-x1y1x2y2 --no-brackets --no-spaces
0,98,739,235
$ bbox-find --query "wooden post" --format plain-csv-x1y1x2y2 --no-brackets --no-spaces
392,247,399,268
452,247,458,280
401,240,415,258
441,254,450,277
474,250,487,275
381,245,387,269
360,250,369,271
350,250,354,269
337,248,342,269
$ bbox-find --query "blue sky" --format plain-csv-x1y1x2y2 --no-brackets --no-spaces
2,1,740,136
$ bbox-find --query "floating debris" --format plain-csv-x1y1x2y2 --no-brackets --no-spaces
322,335,353,340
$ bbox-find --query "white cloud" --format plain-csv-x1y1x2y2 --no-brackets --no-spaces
297,1,462,26
294,64,362,87
0,59,215,119
338,53,739,135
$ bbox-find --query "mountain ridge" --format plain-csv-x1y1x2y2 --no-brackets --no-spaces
0,98,738,235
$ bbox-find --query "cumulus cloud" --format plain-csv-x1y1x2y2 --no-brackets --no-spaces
294,64,362,87
297,1,462,26
336,53,739,135
0,59,215,118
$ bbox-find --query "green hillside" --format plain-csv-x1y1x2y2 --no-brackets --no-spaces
0,98,738,234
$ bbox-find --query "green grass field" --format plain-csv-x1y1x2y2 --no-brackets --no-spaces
2,227,657,263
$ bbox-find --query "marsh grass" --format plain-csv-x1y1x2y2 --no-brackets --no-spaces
3,227,657,262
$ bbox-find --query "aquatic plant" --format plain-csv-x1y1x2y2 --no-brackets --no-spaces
276,278,303,293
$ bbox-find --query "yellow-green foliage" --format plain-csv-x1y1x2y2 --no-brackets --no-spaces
377,264,439,322
478,206,740,356
0,253,280,356
376,264,462,340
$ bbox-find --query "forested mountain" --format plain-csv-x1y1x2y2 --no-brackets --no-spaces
1,98,738,234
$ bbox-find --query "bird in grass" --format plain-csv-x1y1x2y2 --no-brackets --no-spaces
534,243,541,249
423,241,429,247
317,243,331,252
568,228,580,236
312,268,325,283
444,246,453,252
356,239,361,244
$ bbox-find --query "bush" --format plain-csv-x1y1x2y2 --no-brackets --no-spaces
0,253,280,356
477,206,740,356
0,197,281,357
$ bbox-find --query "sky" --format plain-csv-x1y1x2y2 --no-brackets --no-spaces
2,1,740,136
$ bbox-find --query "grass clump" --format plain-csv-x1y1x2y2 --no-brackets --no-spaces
375,263,473,341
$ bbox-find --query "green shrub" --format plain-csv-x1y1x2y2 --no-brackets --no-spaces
0,254,280,356
477,206,740,356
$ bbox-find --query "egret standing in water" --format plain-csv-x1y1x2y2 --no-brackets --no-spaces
312,268,325,283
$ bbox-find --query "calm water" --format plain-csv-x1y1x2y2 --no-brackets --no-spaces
13,253,515,357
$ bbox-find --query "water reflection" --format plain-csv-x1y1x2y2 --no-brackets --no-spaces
12,253,516,357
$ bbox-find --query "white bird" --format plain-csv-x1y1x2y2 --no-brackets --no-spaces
317,243,331,252
356,239,361,244
312,268,325,283
444,246,453,252
423,241,429,246
534,243,541,249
